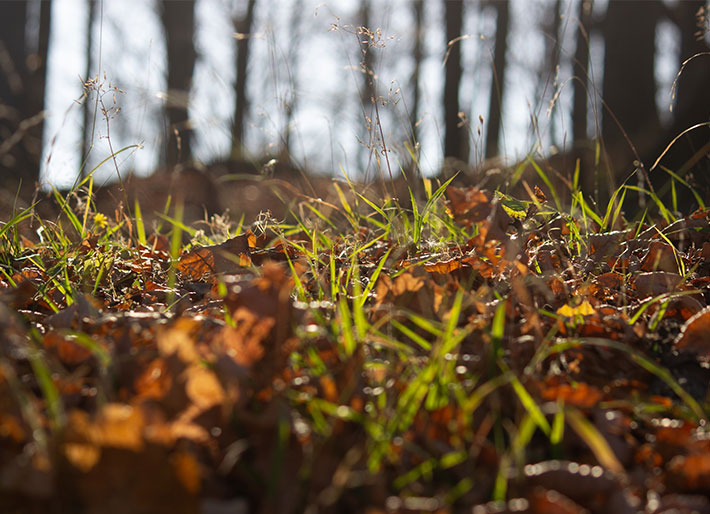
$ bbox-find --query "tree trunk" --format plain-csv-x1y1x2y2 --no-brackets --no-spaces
359,0,376,114
358,0,379,178
571,0,597,196
232,0,257,158
0,0,52,187
443,0,467,163
542,0,562,145
281,0,304,162
410,0,424,146
81,0,96,175
601,1,661,184
485,0,509,159
572,0,593,145
161,0,197,167
651,1,710,204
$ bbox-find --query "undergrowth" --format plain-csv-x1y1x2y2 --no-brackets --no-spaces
2,162,710,512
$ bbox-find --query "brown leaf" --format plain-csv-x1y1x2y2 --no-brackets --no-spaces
540,382,603,409
170,451,202,495
668,454,710,492
633,272,683,299
158,319,202,363
529,488,587,514
392,272,426,296
445,185,493,222
0,277,37,310
533,185,547,204
182,365,225,411
134,358,173,401
43,331,93,366
423,258,462,274
674,307,710,356
67,404,145,452
640,241,679,273
524,461,620,500
178,233,251,279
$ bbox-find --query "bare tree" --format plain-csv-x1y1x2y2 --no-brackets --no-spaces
572,0,593,145
359,0,376,117
540,0,562,145
232,0,257,158
651,1,710,202
81,0,97,175
160,0,197,167
0,0,52,187
484,0,510,159
410,0,424,146
281,0,305,161
601,0,662,183
443,0,467,163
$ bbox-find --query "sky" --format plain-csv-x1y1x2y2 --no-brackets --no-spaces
39,0,681,189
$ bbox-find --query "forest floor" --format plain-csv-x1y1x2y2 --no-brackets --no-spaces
2,170,710,513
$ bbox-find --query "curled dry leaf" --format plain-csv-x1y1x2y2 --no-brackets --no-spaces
524,461,621,501
445,185,512,242
178,233,251,280
66,403,145,453
158,319,202,363
43,331,93,366
673,307,710,356
540,382,604,409
640,241,679,273
528,488,587,514
633,272,683,299
445,186,494,222
667,454,710,492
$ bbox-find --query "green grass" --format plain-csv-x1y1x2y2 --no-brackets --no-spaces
1,162,709,511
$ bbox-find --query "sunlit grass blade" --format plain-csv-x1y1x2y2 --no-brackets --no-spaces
357,248,391,309
658,164,706,209
500,360,550,436
624,185,674,224
337,296,356,356
566,407,623,473
541,338,705,420
391,318,431,351
526,156,561,211
134,199,147,246
53,186,83,236
27,340,65,430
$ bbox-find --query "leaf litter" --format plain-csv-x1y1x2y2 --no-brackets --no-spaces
1,183,710,512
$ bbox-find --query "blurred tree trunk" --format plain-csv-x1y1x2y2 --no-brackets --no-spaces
541,0,561,144
281,1,305,161
160,0,196,167
359,0,376,116
359,0,378,178
652,1,710,203
572,0,596,195
410,0,424,146
572,0,593,145
444,0,467,163
601,0,662,189
81,0,96,175
485,0,509,159
232,0,257,158
0,0,52,187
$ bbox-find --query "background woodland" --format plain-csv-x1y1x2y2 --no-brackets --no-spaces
1,0,710,208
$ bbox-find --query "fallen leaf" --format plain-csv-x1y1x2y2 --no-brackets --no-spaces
178,234,251,279
557,300,596,318
640,241,679,273
634,272,683,299
673,307,710,356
